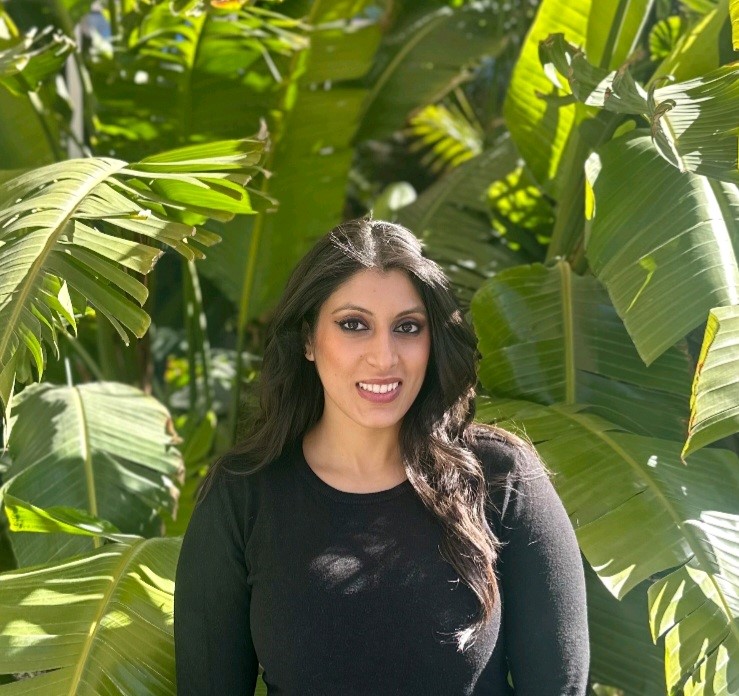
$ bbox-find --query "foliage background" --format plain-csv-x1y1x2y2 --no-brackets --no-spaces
0,0,737,693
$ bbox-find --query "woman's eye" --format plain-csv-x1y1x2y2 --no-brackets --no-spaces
396,321,420,334
337,318,367,331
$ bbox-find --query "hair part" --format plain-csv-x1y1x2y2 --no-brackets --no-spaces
199,218,533,650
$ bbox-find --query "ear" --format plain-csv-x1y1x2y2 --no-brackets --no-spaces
301,319,315,361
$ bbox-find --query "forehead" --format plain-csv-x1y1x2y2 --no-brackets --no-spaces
323,268,425,310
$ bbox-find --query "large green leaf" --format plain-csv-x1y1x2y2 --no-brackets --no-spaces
683,305,739,458
0,88,59,169
471,261,692,439
233,1,382,323
0,536,179,695
586,567,666,695
356,2,508,141
476,396,739,694
2,381,182,567
477,396,739,595
540,34,739,184
397,140,532,306
503,0,653,196
0,10,65,169
0,138,267,410
585,131,739,365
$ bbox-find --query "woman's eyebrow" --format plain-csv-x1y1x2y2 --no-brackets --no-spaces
331,304,427,318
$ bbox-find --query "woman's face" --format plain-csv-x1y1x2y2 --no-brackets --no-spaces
305,268,431,435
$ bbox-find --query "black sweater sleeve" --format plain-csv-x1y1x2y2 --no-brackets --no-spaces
174,467,259,695
495,443,590,694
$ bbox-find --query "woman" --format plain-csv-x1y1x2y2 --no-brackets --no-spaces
174,218,589,695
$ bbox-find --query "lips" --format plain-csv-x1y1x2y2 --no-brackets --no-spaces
356,380,402,403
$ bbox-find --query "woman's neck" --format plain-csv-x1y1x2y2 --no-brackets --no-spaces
302,418,405,486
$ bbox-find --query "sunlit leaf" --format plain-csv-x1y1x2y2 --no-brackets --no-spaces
471,261,692,439
0,138,267,409
540,33,739,183
683,305,739,458
0,536,180,695
648,16,684,60
584,131,739,364
3,381,183,566
504,0,652,196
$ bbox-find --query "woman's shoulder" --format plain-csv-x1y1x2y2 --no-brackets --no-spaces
465,422,551,529
195,442,297,509
465,422,545,481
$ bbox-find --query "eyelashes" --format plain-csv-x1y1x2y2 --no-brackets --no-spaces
335,318,423,334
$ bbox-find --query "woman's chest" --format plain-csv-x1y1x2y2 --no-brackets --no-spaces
246,495,503,694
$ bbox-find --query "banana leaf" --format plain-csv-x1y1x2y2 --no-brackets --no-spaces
584,131,739,365
0,137,267,411
356,1,509,141
0,536,180,695
503,0,653,196
540,34,739,184
683,305,739,458
471,261,692,440
2,381,182,567
92,3,306,157
586,567,666,695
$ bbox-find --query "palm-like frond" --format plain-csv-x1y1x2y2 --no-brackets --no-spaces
0,20,74,96
356,2,510,142
0,137,268,411
648,16,684,60
406,103,483,174
0,536,180,695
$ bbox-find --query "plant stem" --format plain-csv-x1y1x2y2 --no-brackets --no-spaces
60,330,105,381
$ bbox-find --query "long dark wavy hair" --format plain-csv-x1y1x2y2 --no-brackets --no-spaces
200,218,534,650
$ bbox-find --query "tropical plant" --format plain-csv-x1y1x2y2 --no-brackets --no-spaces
453,0,739,692
1,0,737,693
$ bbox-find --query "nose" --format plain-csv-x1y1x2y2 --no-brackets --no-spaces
365,329,399,371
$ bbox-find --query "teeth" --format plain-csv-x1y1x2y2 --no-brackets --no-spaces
358,381,400,394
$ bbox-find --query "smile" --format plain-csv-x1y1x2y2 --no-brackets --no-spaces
357,381,400,394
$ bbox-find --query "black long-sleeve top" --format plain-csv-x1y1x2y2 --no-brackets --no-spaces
174,431,589,695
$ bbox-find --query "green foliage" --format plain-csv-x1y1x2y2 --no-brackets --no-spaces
0,536,180,694
0,138,268,411
3,381,182,566
0,0,737,692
